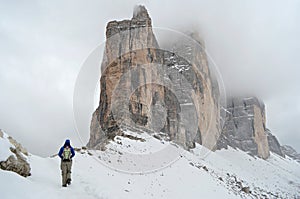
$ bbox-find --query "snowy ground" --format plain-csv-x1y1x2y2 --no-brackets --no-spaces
0,130,299,199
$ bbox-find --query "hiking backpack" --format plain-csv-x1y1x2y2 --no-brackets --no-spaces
63,147,71,160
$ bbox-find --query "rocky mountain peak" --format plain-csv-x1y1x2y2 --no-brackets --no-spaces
218,96,270,159
133,5,151,20
89,5,296,162
106,5,152,38
88,6,220,151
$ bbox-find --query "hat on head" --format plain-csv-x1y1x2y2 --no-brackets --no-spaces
64,139,71,147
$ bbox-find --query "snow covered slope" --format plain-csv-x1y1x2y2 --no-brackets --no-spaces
0,131,14,160
0,130,299,199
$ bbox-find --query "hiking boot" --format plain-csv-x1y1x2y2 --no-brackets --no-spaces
66,179,71,185
62,184,67,187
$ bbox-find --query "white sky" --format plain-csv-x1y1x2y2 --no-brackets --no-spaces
0,0,299,156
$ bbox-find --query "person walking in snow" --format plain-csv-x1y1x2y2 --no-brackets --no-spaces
58,139,75,187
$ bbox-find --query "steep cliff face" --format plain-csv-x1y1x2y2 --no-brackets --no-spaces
88,6,220,150
266,130,284,157
88,6,159,149
88,6,282,159
217,97,270,159
281,145,300,163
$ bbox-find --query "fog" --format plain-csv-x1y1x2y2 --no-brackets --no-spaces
0,0,299,156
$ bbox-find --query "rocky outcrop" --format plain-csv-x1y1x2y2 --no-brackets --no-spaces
266,130,284,157
8,136,29,156
281,145,300,163
0,147,31,177
217,97,270,159
88,5,220,150
0,132,31,177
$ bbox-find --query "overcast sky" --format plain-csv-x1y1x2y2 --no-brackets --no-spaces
0,0,299,156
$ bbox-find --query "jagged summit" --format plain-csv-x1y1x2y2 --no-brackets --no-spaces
89,5,220,151
133,5,151,20
106,5,152,38
218,96,270,159
91,5,295,163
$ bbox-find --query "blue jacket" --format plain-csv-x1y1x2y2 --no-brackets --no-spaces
58,139,75,159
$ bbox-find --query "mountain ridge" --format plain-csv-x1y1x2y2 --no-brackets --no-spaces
88,5,290,161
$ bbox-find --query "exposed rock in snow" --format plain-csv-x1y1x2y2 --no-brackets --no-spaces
0,131,31,177
8,136,29,156
0,147,31,177
217,97,270,159
266,130,284,157
281,145,300,163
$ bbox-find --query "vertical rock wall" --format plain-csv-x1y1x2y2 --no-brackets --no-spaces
88,5,278,159
88,6,220,150
217,97,270,159
266,130,284,157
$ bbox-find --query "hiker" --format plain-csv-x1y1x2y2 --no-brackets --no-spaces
58,139,75,187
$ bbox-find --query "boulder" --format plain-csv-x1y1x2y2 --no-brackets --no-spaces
241,186,250,194
0,132,31,177
0,147,31,177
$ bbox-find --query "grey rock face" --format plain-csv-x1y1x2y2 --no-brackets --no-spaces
8,136,29,156
266,130,284,157
217,97,270,159
281,145,300,163
88,5,220,150
88,6,280,158
0,132,31,177
0,147,31,177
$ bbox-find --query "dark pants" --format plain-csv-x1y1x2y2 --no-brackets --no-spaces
60,159,72,185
